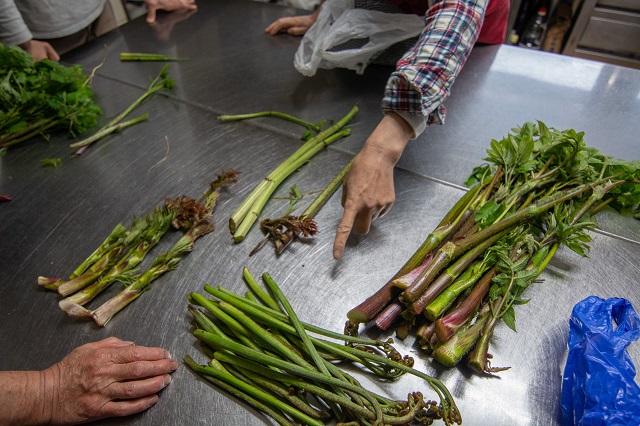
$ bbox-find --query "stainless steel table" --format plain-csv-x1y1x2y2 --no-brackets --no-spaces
1,1,639,425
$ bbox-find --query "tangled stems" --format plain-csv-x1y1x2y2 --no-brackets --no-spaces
187,269,461,425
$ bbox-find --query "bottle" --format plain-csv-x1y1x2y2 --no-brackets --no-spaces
519,6,548,50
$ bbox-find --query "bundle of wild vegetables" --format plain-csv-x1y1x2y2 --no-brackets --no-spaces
186,268,461,425
0,43,102,149
38,170,238,326
221,106,358,243
347,122,640,374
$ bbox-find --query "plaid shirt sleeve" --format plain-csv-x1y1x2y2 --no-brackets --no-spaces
382,0,490,126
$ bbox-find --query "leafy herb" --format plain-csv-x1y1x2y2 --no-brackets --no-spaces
0,43,102,149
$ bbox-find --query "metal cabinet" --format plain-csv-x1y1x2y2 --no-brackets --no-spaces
564,0,640,68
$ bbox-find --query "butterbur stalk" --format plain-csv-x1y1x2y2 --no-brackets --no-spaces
232,126,354,242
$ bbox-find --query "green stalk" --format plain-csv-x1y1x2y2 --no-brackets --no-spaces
276,158,353,254
218,353,426,425
68,224,127,279
225,363,330,420
241,267,281,311
195,288,456,421
120,52,188,61
184,356,314,426
45,245,123,293
346,184,483,324
432,306,491,367
69,114,148,150
201,285,390,347
229,106,358,235
91,221,213,326
232,128,352,242
194,330,385,425
424,259,488,321
408,229,508,315
218,111,323,132
69,65,173,153
261,273,330,375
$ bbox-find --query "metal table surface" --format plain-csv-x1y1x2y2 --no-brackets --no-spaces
1,1,639,425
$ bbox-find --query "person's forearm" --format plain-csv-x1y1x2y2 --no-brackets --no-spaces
0,370,52,425
0,0,33,46
382,0,490,120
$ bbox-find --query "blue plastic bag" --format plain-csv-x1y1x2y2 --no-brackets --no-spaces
561,296,640,426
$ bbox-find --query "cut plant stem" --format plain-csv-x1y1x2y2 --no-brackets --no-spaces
218,111,323,133
91,221,213,326
229,106,358,238
120,52,189,61
69,114,148,153
432,306,491,367
408,229,508,316
348,253,433,326
275,158,354,254
69,65,173,154
232,127,353,242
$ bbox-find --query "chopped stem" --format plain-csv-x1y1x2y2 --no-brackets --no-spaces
218,111,323,132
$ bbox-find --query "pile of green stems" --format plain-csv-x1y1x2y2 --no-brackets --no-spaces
223,106,358,243
186,268,462,426
38,172,236,326
347,122,640,374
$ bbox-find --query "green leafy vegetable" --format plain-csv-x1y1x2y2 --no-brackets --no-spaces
0,43,102,149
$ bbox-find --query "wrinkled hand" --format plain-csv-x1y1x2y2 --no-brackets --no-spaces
145,0,197,24
19,40,60,61
333,113,414,260
44,337,178,424
265,11,319,36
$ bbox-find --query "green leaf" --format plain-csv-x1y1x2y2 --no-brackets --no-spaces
40,158,62,168
502,306,517,332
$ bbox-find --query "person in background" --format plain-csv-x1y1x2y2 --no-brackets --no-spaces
0,0,197,61
266,0,509,260
0,337,178,424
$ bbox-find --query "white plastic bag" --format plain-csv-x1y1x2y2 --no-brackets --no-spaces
294,0,425,76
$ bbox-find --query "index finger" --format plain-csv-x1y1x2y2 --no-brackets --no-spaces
333,208,357,260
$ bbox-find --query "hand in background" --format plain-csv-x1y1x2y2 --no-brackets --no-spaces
333,113,413,260
145,0,197,24
265,10,320,36
19,39,60,61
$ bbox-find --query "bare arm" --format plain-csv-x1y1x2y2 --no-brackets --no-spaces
0,337,178,425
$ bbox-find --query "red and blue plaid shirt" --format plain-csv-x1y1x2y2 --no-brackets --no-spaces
382,0,508,127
